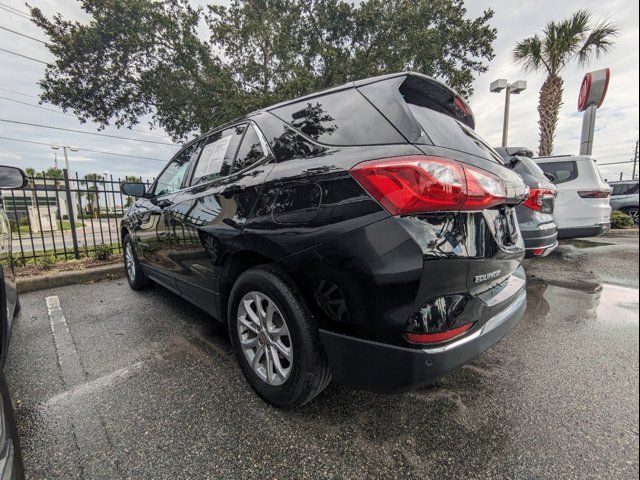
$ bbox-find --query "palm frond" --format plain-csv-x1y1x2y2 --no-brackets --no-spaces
554,9,591,68
576,19,619,67
512,35,547,73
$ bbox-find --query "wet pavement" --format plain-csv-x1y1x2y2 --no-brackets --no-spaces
5,234,639,479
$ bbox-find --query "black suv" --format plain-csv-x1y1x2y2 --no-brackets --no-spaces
121,72,529,408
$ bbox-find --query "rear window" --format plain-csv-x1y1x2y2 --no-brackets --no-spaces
513,156,546,177
612,183,639,195
612,184,627,195
538,161,578,184
271,88,403,146
407,104,504,164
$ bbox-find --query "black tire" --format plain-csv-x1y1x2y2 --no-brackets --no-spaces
623,207,639,226
14,296,21,316
228,265,331,408
123,234,151,290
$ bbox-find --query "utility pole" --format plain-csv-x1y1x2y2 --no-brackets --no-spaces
633,140,638,180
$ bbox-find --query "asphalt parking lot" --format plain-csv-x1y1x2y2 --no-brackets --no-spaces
6,232,639,480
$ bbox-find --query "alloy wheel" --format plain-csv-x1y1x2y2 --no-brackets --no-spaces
125,243,136,282
237,291,293,386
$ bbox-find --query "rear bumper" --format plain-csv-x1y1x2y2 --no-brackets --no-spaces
521,224,558,256
525,241,558,258
319,288,526,393
557,222,610,239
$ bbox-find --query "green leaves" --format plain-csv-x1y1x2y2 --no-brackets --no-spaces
512,10,618,155
33,0,497,141
512,9,619,76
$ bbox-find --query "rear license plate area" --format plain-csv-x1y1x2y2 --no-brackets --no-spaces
494,207,519,246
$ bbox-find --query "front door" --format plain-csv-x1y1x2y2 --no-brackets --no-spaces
169,123,274,317
132,141,202,288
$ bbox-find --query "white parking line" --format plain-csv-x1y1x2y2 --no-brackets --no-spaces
46,296,85,387
45,295,123,479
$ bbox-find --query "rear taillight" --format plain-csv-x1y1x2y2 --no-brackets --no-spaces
578,189,610,199
350,156,507,215
523,188,556,212
405,322,474,344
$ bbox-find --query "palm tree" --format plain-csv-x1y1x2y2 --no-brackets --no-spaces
513,10,618,156
82,173,104,216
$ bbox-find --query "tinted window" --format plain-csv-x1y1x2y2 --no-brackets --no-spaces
271,88,403,146
408,104,503,164
272,128,324,162
231,125,265,174
191,124,246,185
612,184,627,196
612,183,639,195
538,161,578,184
153,142,202,196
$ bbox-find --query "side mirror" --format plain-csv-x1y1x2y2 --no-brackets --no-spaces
121,182,147,198
543,172,556,183
0,166,28,190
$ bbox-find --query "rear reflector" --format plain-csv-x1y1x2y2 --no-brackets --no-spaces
531,248,546,256
523,188,556,212
350,156,507,215
405,322,474,344
578,189,610,199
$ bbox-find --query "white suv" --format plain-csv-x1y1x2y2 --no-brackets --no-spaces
535,155,611,239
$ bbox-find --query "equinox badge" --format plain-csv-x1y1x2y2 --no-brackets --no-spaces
474,270,501,283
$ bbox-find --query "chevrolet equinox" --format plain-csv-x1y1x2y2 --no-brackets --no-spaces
121,72,529,408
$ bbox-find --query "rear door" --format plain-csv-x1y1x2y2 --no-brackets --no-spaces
168,123,274,317
537,158,610,229
536,160,579,229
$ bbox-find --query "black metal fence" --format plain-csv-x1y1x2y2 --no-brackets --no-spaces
1,169,152,264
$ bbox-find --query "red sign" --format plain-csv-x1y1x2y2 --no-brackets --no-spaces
578,68,610,111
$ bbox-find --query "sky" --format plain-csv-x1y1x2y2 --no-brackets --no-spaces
0,0,638,182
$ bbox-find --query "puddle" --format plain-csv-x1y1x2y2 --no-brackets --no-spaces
594,284,640,325
532,279,639,326
563,239,613,248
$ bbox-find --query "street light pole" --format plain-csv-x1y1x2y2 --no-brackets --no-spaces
103,170,110,215
50,144,79,173
502,86,512,147
490,79,527,147
50,143,80,225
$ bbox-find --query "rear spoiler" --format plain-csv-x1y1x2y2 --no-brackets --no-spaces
494,147,534,161
356,72,475,130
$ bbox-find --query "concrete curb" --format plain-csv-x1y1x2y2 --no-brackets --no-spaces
17,264,125,294
605,228,639,237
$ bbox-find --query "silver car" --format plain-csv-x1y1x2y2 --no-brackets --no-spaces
608,180,639,225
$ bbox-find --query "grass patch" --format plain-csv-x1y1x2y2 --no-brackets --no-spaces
12,220,85,234
12,242,122,267
15,253,122,278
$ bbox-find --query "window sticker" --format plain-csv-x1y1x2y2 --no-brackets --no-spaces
193,135,233,180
